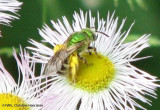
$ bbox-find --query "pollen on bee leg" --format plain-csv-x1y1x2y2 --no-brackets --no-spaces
68,52,79,83
53,44,64,53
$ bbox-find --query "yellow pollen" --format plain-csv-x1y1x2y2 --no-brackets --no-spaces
54,44,65,53
0,93,30,110
71,52,115,92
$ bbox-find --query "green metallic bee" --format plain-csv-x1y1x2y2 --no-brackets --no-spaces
45,28,108,82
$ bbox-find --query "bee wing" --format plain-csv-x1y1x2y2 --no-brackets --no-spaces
66,41,83,55
44,42,83,75
44,50,67,75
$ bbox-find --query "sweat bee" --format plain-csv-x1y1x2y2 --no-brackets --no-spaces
45,28,109,82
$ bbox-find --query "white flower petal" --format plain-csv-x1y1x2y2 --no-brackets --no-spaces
0,0,22,37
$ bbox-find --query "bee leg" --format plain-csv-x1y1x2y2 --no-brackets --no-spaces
57,69,68,75
78,54,88,66
61,59,69,69
69,77,76,85
71,79,76,85
62,63,69,68
88,46,99,57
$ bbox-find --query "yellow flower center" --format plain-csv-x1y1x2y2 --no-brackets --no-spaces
70,52,115,92
0,93,30,110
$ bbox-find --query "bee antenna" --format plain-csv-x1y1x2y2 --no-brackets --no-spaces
95,31,109,37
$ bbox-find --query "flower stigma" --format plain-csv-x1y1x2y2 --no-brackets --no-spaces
69,52,115,93
0,93,30,110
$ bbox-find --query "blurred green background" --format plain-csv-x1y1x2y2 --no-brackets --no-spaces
0,0,160,109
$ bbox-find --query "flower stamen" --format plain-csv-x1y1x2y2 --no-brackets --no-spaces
70,52,115,92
